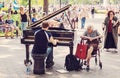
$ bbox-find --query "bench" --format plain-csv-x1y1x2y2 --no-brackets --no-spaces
0,24,19,38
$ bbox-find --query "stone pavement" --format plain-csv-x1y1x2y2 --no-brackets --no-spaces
0,14,120,78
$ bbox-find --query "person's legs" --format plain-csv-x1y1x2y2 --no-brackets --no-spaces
21,22,27,31
81,18,83,28
14,26,21,36
21,22,24,31
85,46,93,66
83,17,86,28
71,18,75,29
92,14,94,19
4,27,9,39
46,47,54,68
104,32,116,52
10,25,15,38
21,22,27,36
81,17,86,29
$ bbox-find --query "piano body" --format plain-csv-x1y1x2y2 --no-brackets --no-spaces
21,4,74,64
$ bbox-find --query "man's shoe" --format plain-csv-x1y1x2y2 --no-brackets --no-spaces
86,65,90,72
84,61,87,65
46,62,54,68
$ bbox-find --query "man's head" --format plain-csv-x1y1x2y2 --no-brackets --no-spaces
42,21,49,30
87,25,93,33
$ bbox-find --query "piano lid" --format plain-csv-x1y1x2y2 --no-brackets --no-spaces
28,4,71,29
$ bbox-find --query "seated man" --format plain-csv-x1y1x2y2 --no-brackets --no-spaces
31,13,37,23
81,25,102,70
32,21,59,68
5,14,20,38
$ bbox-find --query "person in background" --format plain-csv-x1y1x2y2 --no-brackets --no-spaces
31,13,37,23
20,6,30,32
5,14,20,39
91,7,95,19
103,10,119,53
0,13,5,33
0,13,5,25
79,8,89,29
32,21,59,68
71,7,78,29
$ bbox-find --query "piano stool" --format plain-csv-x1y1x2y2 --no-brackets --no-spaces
32,54,46,75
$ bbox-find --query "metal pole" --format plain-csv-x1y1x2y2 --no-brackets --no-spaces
29,0,31,19
60,0,61,8
28,0,31,26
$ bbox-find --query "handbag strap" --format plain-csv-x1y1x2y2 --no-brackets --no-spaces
80,39,84,45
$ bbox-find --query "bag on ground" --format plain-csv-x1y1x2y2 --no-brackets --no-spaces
64,54,80,71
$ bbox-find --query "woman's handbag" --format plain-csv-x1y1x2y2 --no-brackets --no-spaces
75,39,87,59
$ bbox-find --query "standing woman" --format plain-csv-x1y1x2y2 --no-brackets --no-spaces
103,10,119,52
20,7,30,32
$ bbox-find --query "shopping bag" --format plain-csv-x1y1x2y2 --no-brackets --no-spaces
75,39,87,59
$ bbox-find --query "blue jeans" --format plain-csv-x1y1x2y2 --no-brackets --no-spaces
46,47,53,64
21,22,28,31
81,17,86,28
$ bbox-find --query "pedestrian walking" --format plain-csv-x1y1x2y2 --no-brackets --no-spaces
91,7,95,19
79,8,89,29
103,10,119,53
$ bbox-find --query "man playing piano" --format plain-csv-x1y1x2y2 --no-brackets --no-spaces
32,21,58,68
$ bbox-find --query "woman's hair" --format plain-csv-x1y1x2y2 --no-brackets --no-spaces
20,6,24,11
107,10,115,17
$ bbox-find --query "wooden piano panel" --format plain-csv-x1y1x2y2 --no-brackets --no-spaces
22,29,74,41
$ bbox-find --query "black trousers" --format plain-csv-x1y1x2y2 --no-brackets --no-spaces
104,32,116,49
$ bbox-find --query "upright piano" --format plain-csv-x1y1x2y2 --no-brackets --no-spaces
21,4,74,64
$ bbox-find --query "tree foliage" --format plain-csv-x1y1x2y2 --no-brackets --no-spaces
16,0,120,6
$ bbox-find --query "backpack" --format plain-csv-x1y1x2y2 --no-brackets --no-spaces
64,54,80,71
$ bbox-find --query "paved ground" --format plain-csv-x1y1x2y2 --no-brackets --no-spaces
0,14,120,78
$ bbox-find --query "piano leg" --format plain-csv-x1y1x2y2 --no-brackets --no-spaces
69,42,73,55
24,44,32,66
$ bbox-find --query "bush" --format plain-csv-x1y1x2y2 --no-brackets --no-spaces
1,7,8,13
